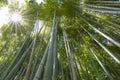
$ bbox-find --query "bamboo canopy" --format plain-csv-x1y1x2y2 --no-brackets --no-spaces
0,0,120,80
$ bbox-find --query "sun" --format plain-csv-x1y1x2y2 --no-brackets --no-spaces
9,11,25,33
11,12,22,22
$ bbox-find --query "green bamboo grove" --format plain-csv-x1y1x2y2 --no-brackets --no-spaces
0,0,120,80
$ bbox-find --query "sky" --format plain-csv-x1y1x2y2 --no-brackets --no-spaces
0,6,9,27
36,0,44,4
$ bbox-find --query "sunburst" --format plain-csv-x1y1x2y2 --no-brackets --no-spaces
11,12,22,23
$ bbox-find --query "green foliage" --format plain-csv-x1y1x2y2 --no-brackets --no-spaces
0,0,120,80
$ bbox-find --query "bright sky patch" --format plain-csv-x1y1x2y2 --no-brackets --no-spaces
0,6,9,28
36,0,44,4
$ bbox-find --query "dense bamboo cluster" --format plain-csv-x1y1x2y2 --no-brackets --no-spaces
0,0,120,80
